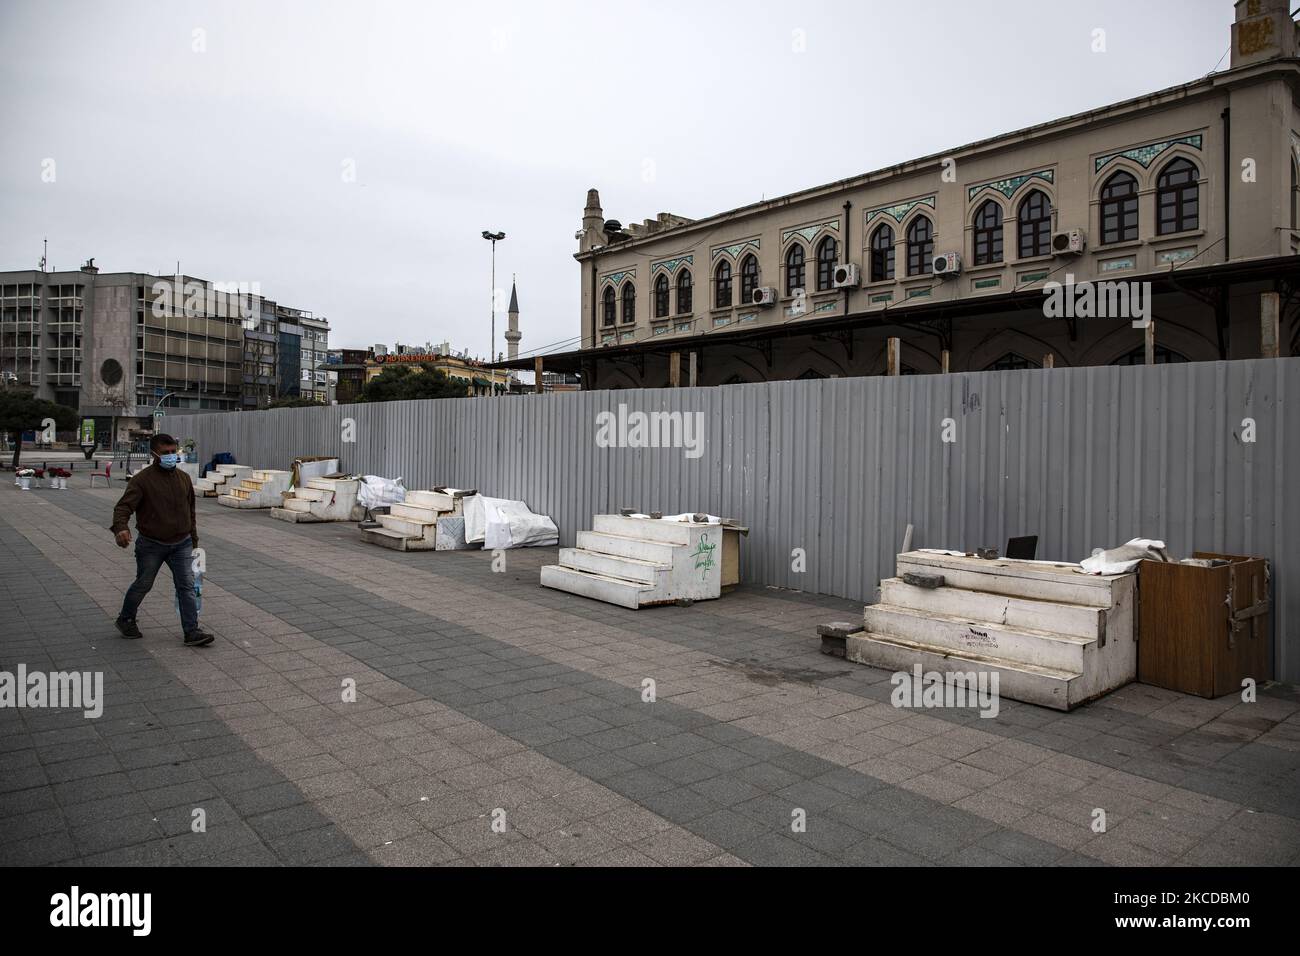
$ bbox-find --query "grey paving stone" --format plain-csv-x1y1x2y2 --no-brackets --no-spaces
14,489,1300,871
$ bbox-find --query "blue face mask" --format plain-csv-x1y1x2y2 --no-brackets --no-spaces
158,453,180,470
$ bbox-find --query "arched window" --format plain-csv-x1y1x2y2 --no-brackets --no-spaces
621,281,635,324
985,352,1040,371
1156,158,1198,235
739,254,760,303
676,269,692,314
785,244,806,295
906,217,934,276
1017,190,1052,258
1100,171,1139,244
870,224,895,282
714,260,732,308
816,236,838,291
654,274,670,318
602,287,616,327
1112,345,1188,366
972,200,1003,265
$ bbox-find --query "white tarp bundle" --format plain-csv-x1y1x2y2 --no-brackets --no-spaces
464,495,558,548
357,475,406,510
1078,538,1170,575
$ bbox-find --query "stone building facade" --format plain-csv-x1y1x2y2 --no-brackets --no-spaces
517,0,1300,388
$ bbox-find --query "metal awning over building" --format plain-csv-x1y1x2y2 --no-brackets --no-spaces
490,255,1300,377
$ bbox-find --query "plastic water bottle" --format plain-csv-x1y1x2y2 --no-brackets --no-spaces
176,570,203,618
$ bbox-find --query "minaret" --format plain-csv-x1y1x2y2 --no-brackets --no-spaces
505,277,521,362
579,188,604,253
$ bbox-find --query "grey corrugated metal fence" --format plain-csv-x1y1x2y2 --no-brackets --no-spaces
170,358,1299,682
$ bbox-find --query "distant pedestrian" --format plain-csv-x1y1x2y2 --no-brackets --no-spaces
110,433,214,647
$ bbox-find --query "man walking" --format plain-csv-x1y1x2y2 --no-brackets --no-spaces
110,433,214,647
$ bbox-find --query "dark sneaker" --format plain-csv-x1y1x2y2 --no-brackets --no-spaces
183,629,215,647
115,618,143,639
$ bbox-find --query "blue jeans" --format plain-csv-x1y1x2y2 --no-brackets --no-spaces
119,534,198,635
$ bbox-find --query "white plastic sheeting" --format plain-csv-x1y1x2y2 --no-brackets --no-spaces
357,475,407,510
1078,538,1170,575
465,495,558,548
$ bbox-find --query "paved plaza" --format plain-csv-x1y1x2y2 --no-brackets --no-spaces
1,483,1298,867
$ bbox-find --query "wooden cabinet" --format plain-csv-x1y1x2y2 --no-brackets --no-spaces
1138,553,1271,698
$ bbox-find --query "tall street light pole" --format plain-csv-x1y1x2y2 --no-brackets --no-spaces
481,230,505,389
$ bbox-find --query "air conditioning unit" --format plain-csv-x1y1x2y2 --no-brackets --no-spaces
832,263,860,288
932,252,962,278
1052,228,1087,255
751,286,778,307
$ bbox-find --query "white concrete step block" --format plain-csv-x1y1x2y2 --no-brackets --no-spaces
216,465,252,477
879,578,1105,640
389,502,441,523
577,531,676,565
864,603,1091,673
284,497,313,513
896,553,1121,608
559,547,667,585
406,490,455,511
592,514,691,545
846,633,1078,711
540,565,654,609
378,514,432,538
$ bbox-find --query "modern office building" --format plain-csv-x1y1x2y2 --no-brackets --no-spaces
0,261,329,438
499,0,1300,388
1,262,245,444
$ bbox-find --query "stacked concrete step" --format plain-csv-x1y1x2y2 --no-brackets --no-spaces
540,514,724,609
195,463,252,497
271,477,361,523
217,469,292,509
847,551,1137,711
361,488,474,552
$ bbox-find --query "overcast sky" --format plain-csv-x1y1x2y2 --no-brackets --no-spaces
0,0,1232,356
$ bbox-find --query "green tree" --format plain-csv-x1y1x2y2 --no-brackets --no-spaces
0,390,79,469
361,364,468,403
266,396,326,409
